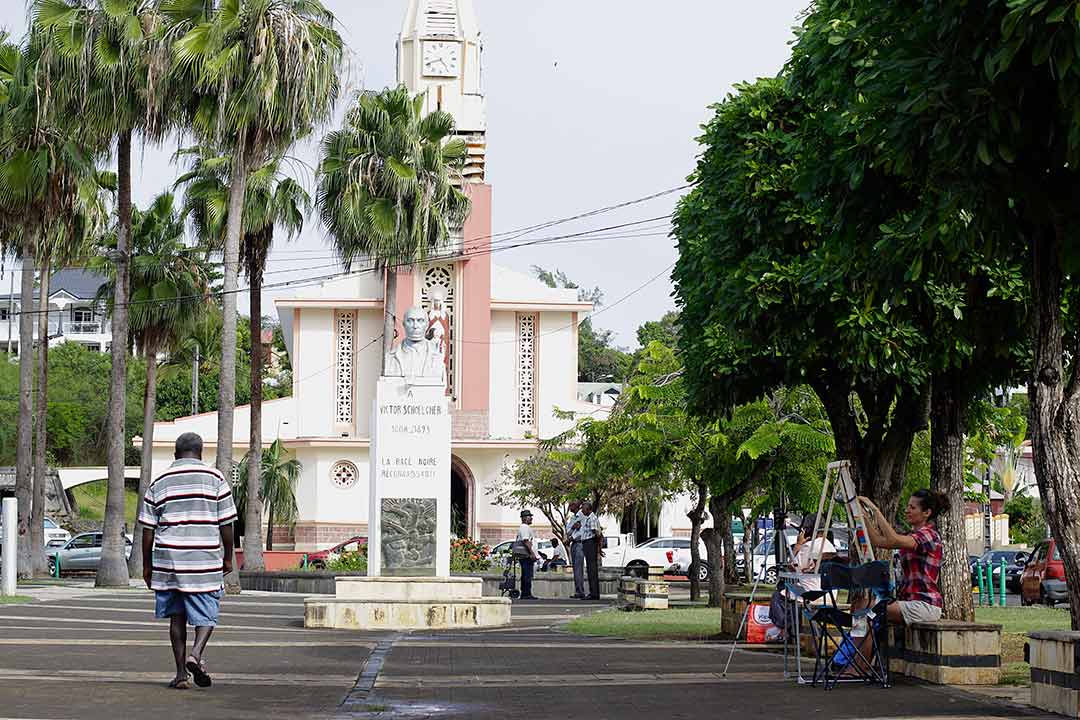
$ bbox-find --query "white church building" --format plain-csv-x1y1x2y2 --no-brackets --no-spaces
144,0,652,552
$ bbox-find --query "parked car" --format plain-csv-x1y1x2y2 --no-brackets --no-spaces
1021,539,1068,606
0,517,71,552
47,532,131,575
615,537,706,578
970,549,1029,593
666,547,713,582
304,536,367,569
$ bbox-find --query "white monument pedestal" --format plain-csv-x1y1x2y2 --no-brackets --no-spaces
305,376,510,630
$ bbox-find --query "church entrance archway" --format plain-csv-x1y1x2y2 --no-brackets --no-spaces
450,455,475,539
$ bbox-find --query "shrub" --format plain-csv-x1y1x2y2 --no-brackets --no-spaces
327,546,368,573
451,537,491,572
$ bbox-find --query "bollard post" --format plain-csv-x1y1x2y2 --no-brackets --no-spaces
1000,557,1007,606
978,563,987,606
53,554,60,578
1,497,15,596
988,562,997,606
301,554,308,570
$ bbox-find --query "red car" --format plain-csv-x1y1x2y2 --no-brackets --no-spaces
305,536,366,569
1021,539,1069,606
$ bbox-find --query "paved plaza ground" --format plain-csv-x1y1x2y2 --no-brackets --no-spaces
0,583,1056,719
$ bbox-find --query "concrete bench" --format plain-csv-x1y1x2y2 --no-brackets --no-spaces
618,576,670,610
1028,630,1080,716
888,620,1002,685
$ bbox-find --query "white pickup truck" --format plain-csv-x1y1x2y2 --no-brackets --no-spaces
603,535,708,579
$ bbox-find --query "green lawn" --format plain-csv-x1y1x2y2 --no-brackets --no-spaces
975,606,1071,686
0,595,32,604
70,480,138,526
567,607,724,641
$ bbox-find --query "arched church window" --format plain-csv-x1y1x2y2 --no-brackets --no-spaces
421,264,455,398
517,313,537,428
330,460,359,490
335,311,356,429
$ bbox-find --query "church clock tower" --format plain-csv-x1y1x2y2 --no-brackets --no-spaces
397,0,492,436
398,0,486,182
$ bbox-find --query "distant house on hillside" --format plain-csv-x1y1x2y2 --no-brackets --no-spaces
578,382,622,407
0,269,111,355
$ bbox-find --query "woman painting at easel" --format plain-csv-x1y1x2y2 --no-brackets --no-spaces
857,490,947,625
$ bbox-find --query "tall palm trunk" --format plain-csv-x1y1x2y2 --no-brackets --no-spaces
127,338,159,578
216,144,248,476
30,267,50,576
266,501,274,552
244,246,265,570
15,238,36,578
98,129,133,587
219,145,249,595
382,268,397,372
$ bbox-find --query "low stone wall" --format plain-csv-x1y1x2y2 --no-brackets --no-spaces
617,577,670,610
888,620,1002,685
241,568,621,598
1029,630,1080,716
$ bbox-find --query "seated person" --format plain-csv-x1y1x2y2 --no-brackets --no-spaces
542,537,569,571
769,515,836,636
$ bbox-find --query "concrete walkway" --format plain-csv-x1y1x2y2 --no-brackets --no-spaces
0,584,1056,719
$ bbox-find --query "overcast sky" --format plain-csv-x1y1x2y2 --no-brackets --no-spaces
1,1,809,347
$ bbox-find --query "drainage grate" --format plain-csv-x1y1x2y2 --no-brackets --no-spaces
342,634,400,708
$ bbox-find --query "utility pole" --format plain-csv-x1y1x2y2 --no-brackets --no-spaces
191,344,200,416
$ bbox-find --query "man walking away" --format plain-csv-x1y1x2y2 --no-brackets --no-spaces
140,432,237,689
581,501,601,600
515,510,539,600
565,500,585,599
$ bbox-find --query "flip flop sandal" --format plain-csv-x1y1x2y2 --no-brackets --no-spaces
168,677,191,690
185,657,212,688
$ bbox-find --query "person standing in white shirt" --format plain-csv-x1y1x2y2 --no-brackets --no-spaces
515,510,539,600
565,501,585,598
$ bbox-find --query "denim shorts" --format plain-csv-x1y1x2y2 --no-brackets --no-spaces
154,589,223,627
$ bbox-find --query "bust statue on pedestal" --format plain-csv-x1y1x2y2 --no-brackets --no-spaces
385,305,446,385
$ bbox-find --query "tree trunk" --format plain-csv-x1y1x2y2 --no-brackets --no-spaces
30,267,50,576
686,481,707,601
128,339,158,578
930,371,973,621
742,510,757,584
722,511,738,585
98,129,133,587
382,267,397,372
1029,222,1080,629
15,240,36,578
266,501,274,552
703,495,727,607
216,143,248,477
244,255,265,571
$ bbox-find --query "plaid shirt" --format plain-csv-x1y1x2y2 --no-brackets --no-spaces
897,524,943,607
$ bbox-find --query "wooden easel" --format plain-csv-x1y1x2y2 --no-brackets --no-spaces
809,460,875,568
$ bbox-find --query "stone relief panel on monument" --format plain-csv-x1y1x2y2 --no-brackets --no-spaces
380,497,437,576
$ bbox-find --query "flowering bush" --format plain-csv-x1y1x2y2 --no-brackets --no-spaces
451,537,491,572
327,545,368,573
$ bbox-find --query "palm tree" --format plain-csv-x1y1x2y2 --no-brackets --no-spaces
168,0,343,486
34,0,177,587
0,32,104,577
177,149,308,570
235,439,300,552
31,170,113,575
317,86,471,366
92,192,213,577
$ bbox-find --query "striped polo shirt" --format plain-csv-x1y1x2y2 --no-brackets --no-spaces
138,458,237,593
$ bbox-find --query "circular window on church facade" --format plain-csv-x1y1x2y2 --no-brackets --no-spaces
330,460,359,490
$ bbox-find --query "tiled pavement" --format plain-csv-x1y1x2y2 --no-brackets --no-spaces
0,583,1055,719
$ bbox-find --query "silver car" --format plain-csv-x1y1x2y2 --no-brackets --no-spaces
48,532,132,574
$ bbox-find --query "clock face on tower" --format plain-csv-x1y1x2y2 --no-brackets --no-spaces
422,40,461,78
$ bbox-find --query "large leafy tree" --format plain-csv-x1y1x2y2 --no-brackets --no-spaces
34,0,176,588
177,149,307,569
318,86,470,367
672,77,930,521
169,0,343,485
785,0,1037,621
92,192,212,577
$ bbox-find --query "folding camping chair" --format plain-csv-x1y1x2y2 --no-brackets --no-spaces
801,560,893,690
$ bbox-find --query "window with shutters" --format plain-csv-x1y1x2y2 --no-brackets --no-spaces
423,0,459,36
